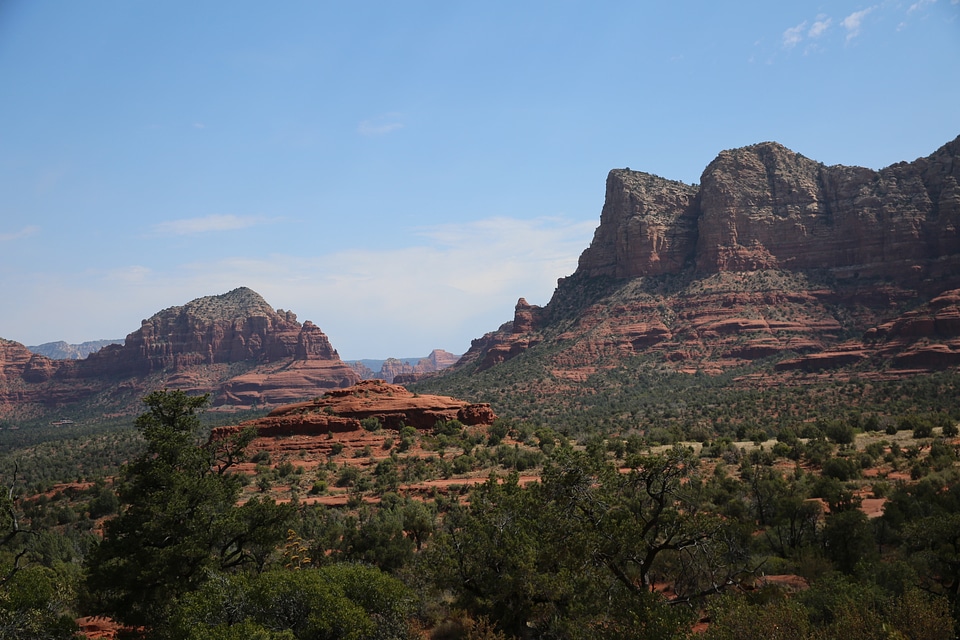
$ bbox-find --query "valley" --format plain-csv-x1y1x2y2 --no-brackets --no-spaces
2,135,960,639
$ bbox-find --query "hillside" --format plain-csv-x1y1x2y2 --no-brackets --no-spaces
0,287,358,425
26,339,123,360
412,136,960,427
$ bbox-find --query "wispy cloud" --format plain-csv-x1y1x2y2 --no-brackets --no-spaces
358,113,404,136
782,15,831,50
779,4,926,55
0,225,40,242
104,265,153,284
782,22,807,49
151,214,270,236
6,216,597,356
908,0,937,13
808,16,832,38
842,7,875,42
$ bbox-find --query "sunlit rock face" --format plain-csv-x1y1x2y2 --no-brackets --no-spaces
0,287,360,415
452,136,960,378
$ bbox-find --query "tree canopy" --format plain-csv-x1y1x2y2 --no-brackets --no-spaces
84,390,294,628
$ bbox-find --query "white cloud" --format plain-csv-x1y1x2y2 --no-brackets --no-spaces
1,216,597,357
808,16,832,38
908,0,937,13
104,265,153,284
358,113,404,136
842,7,875,41
0,225,39,241
151,214,270,236
782,22,807,48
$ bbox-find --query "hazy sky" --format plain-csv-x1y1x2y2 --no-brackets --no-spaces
1,1,958,359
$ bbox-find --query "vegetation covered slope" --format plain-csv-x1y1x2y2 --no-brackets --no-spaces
1,388,959,639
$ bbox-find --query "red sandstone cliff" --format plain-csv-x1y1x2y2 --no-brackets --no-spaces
449,135,960,377
76,287,339,378
578,136,960,283
0,288,359,415
457,299,545,372
211,379,496,439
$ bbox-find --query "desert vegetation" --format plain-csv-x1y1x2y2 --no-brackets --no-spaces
0,381,958,639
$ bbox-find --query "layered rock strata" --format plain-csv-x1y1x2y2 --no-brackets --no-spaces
453,135,960,377
578,136,960,284
0,288,358,414
211,379,496,439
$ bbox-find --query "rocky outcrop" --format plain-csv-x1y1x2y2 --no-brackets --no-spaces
349,349,462,383
695,139,960,279
577,172,699,278
777,288,960,372
0,339,44,385
26,339,122,360
211,379,496,439
212,360,361,407
418,349,460,371
292,380,494,429
77,288,332,378
446,135,960,378
347,361,377,379
456,299,545,372
578,136,960,286
0,288,359,416
867,289,960,342
377,358,414,384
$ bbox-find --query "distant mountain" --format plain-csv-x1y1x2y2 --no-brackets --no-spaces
415,135,960,414
0,287,359,419
27,339,123,360
346,350,460,383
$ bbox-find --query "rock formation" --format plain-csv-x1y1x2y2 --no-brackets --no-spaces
458,299,545,372
579,136,960,283
76,287,333,378
211,379,496,439
26,339,122,360
0,288,359,416
448,135,960,378
777,288,960,372
349,349,461,383
376,358,414,384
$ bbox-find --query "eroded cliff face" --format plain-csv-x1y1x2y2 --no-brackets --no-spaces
696,139,960,277
211,379,496,440
80,287,337,378
453,135,960,378
577,136,960,283
0,288,359,415
0,339,57,385
457,298,545,372
576,172,699,278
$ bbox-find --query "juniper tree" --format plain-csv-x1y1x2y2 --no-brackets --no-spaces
85,390,293,628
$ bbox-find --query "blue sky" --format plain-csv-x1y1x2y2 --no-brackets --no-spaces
1,1,958,359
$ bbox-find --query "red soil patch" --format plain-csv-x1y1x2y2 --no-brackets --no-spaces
860,497,887,518
76,616,136,640
37,481,94,499
755,573,809,591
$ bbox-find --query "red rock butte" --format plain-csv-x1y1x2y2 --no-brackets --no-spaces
0,287,360,417
455,135,960,377
211,380,496,439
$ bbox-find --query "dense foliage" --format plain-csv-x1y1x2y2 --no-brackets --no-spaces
84,391,295,628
